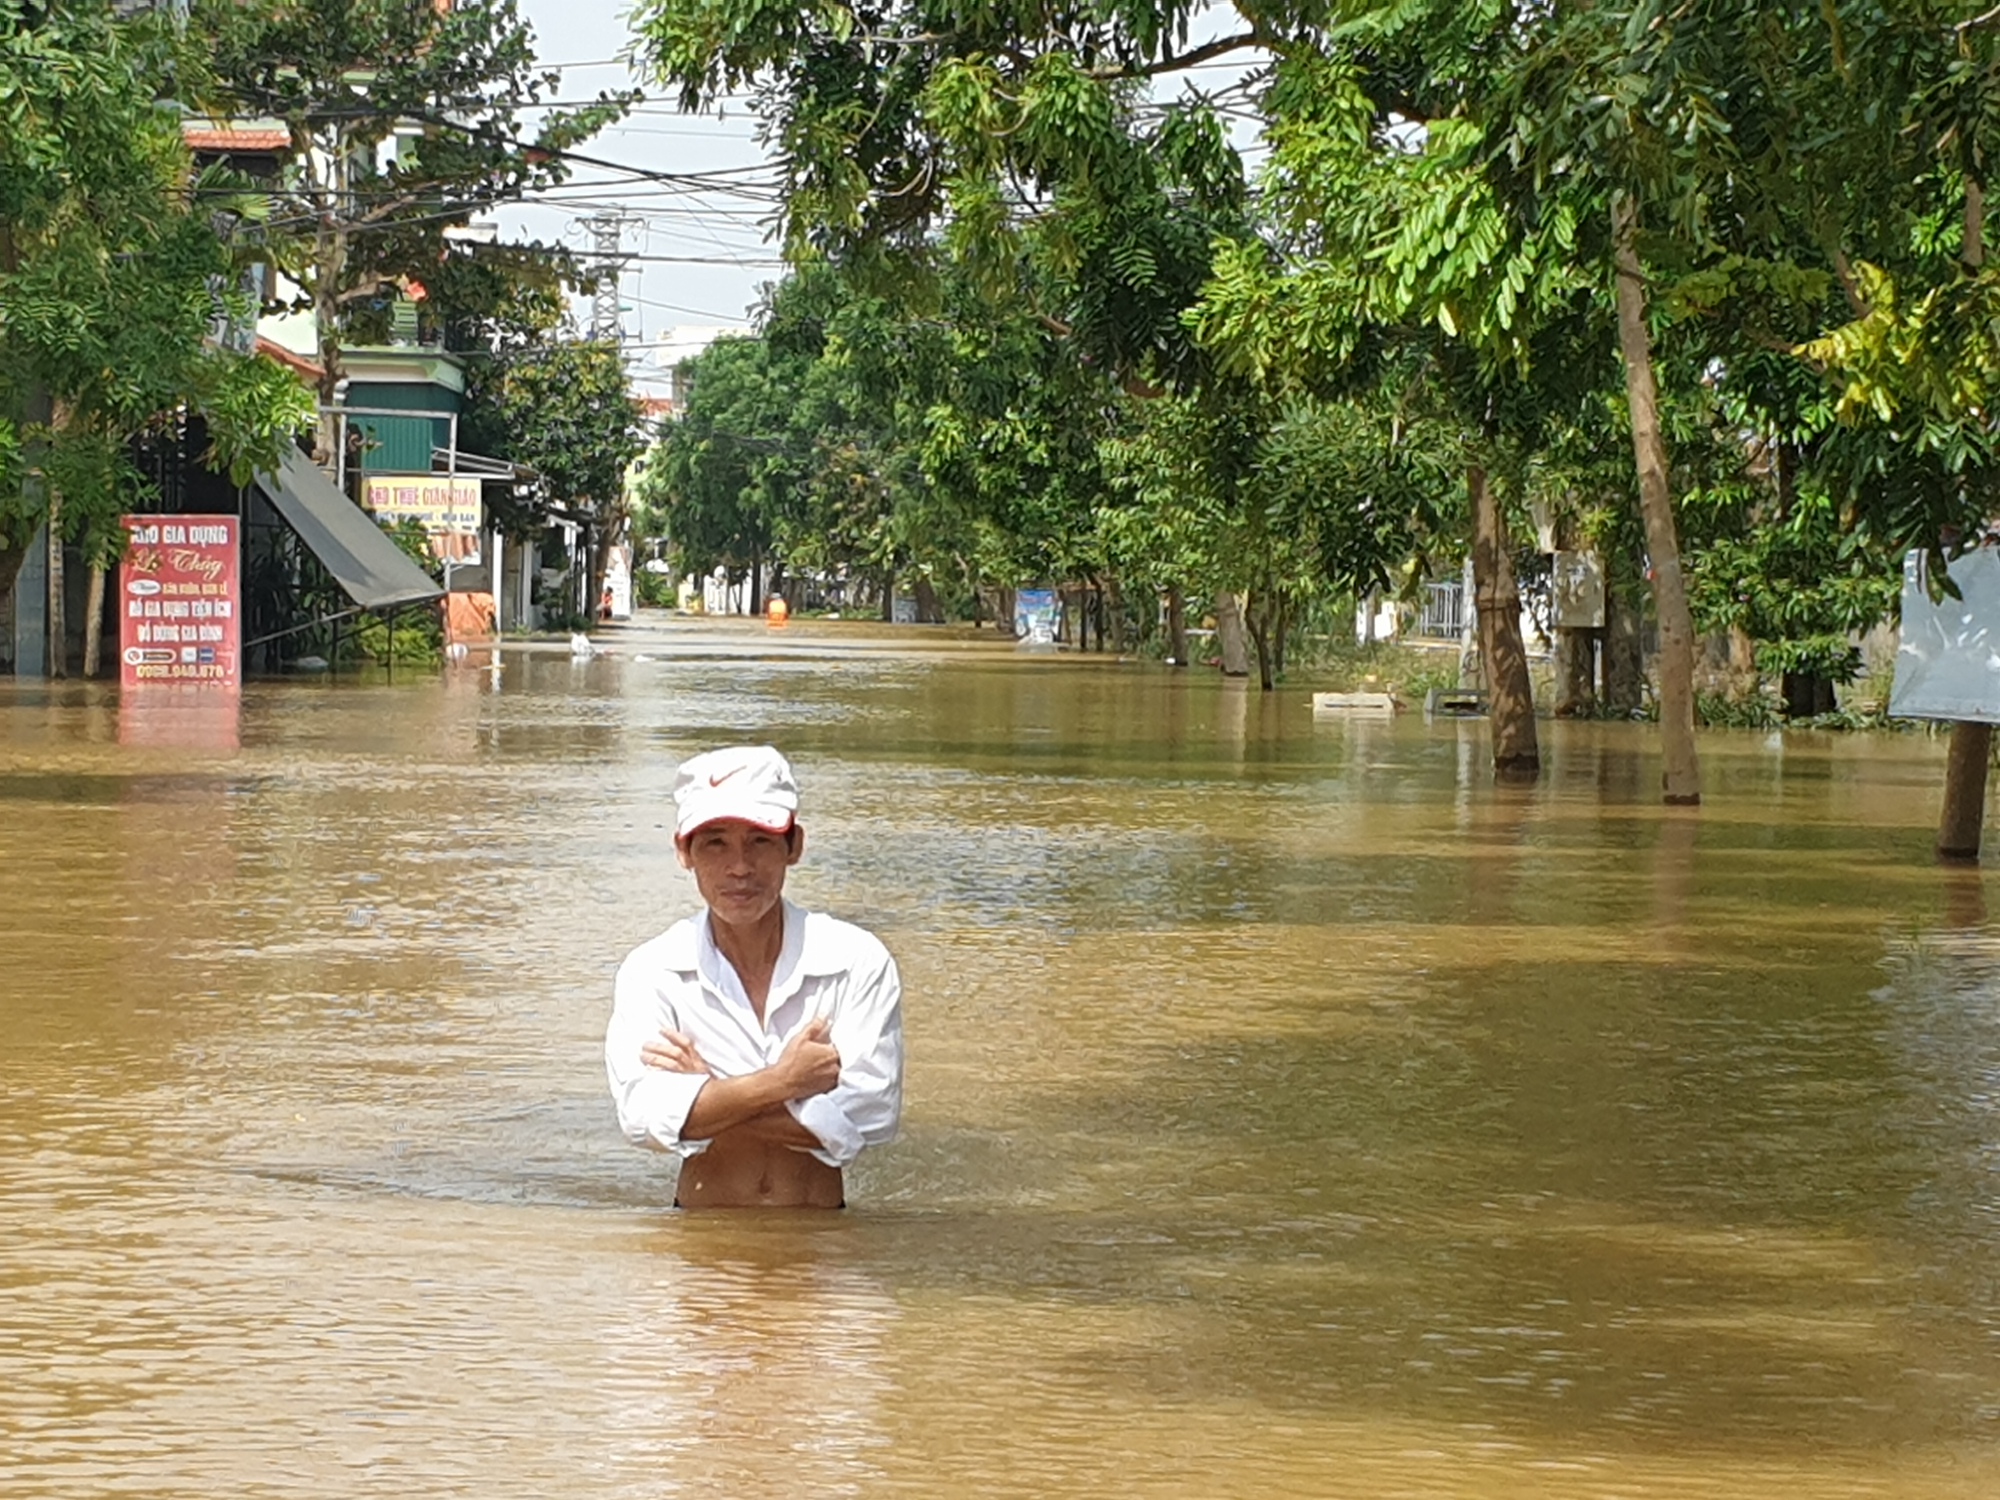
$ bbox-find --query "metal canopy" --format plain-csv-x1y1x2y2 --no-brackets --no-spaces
430,446,533,480
254,446,444,611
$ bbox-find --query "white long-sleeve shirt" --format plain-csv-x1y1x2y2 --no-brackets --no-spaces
605,899,903,1168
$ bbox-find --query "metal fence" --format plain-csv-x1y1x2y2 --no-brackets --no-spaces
1416,579,1464,640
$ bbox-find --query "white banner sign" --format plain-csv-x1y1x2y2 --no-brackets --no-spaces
1890,547,2000,723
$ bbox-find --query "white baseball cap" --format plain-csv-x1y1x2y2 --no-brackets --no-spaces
672,745,799,838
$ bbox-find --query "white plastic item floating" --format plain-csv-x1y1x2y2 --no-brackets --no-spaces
1311,691,1398,716
569,633,594,658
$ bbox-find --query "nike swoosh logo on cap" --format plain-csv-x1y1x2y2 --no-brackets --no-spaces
707,766,746,787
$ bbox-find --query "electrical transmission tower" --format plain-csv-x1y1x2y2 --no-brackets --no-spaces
583,211,638,342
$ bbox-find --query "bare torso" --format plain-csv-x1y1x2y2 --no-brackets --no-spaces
675,1128,844,1209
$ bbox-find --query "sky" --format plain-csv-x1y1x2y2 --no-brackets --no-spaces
500,1,783,392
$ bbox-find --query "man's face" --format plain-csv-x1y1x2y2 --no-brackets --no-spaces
676,818,803,931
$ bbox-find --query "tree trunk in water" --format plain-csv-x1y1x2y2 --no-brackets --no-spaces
585,534,608,623
1244,590,1277,691
879,570,894,623
1469,465,1540,780
82,563,106,678
1613,193,1700,804
1553,628,1595,717
46,492,66,679
1939,723,1992,861
1164,587,1187,665
1107,578,1127,653
1938,181,1989,858
913,576,942,624
1214,591,1251,677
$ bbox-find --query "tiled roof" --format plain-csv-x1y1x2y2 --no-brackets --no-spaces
256,336,323,383
184,127,292,153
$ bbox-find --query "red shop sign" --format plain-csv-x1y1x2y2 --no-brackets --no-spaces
118,515,240,692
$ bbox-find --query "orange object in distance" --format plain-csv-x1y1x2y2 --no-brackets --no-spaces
766,595,790,628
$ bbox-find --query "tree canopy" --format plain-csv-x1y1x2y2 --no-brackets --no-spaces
626,0,2000,802
193,0,631,456
3,0,312,582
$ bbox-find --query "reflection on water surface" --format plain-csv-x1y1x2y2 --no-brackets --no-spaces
2,616,1996,1497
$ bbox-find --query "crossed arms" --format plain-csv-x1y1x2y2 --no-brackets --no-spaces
641,1019,838,1150
605,948,904,1168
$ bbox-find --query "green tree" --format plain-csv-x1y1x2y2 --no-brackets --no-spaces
645,266,1125,624
1332,0,1769,797
195,0,630,461
642,332,803,607
3,0,313,676
484,338,644,617
1201,0,1997,799
1771,2,2000,854
634,0,1273,640
1485,1,2000,801
1193,35,1625,769
635,0,2000,803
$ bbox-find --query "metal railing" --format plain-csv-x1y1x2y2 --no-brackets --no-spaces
1416,579,1464,640
320,404,460,493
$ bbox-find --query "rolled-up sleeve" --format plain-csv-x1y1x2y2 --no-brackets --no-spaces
789,948,904,1167
604,953,711,1158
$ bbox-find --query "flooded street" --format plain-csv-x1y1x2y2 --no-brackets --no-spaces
3,616,1997,1498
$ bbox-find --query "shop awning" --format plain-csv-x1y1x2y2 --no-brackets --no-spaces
254,446,444,611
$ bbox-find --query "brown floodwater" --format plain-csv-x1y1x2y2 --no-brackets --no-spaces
2,615,1997,1498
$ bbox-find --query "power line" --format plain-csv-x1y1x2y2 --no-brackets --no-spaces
620,251,787,266
622,299,760,325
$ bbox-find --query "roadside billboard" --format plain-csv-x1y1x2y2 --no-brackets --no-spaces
1015,588,1059,645
118,514,240,691
361,475,482,564
1892,546,2000,723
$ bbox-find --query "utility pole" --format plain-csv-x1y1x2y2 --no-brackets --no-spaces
583,211,637,343
577,211,639,632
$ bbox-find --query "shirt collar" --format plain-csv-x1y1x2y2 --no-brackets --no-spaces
659,899,843,982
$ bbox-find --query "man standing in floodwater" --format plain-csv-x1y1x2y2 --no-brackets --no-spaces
605,745,904,1207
